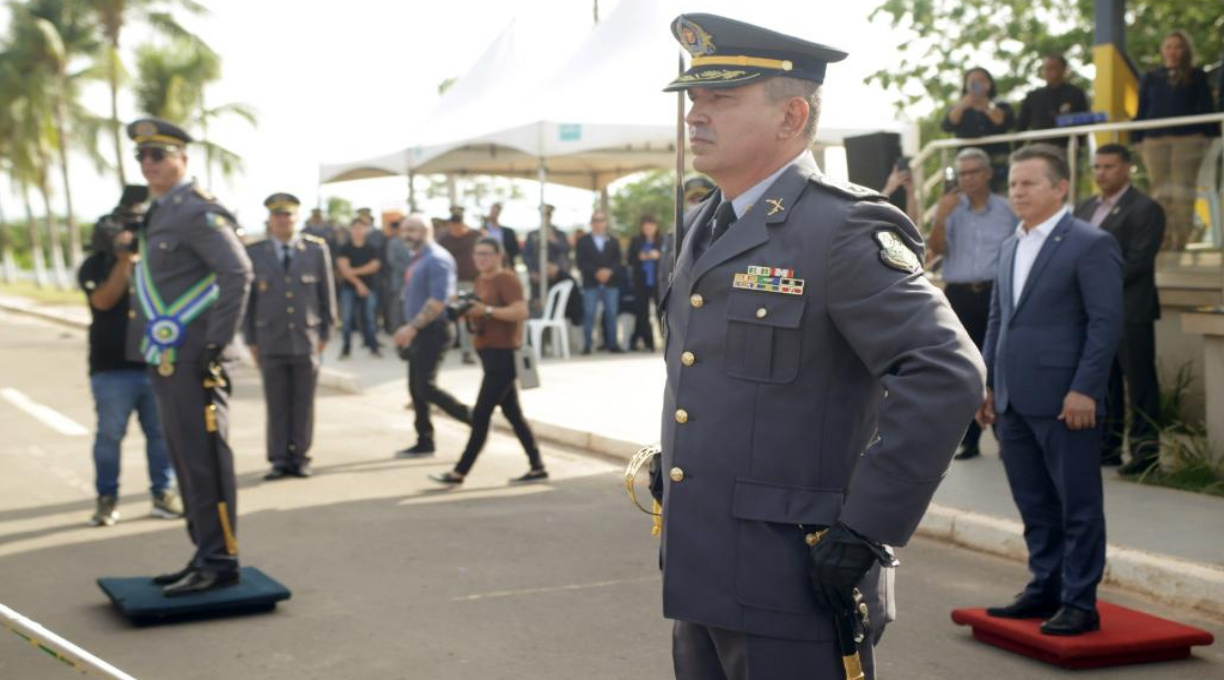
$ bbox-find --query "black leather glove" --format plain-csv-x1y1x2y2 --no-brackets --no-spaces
806,522,895,616
648,453,663,504
197,343,223,380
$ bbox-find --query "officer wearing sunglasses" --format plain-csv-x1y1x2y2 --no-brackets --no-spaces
123,117,254,597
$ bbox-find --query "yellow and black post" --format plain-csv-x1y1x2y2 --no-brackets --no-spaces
1092,0,1138,144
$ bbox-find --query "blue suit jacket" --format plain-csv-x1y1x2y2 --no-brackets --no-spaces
982,212,1123,417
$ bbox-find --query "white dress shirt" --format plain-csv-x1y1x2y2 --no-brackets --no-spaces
715,150,814,230
1012,207,1067,305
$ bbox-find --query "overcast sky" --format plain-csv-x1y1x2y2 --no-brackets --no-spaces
4,0,912,233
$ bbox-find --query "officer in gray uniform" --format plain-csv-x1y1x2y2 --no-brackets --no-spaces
244,193,336,480
654,15,986,679
125,118,254,597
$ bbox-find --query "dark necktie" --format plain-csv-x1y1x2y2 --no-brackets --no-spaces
710,201,737,245
281,244,292,271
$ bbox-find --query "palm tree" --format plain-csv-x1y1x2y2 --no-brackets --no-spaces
134,39,257,188
20,0,109,268
90,0,209,188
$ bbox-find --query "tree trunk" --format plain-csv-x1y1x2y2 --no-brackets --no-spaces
0,196,15,284
109,39,127,188
37,174,69,290
21,184,48,288
52,82,82,269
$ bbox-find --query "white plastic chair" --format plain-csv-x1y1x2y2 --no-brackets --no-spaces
526,279,574,360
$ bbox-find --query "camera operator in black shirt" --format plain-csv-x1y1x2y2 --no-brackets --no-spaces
77,186,182,527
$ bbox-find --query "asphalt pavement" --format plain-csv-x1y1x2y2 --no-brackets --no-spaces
0,309,1220,680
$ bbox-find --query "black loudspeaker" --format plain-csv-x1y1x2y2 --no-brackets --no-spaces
844,132,905,211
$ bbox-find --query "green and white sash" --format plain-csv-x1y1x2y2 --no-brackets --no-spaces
134,234,218,368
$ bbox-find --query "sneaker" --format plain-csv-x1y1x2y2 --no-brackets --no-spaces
428,471,465,485
151,490,184,519
90,496,119,527
509,469,549,484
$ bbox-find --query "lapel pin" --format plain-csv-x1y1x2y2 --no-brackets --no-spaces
765,198,785,216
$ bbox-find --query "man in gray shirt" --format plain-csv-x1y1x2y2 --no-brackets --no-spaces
929,147,1017,460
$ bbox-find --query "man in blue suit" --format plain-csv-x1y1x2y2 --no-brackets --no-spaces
978,143,1123,636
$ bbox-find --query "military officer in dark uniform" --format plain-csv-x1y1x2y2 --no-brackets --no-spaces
653,15,985,679
244,193,336,480
125,118,253,597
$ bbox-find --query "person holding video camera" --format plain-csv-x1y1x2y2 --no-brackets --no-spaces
78,187,183,527
428,237,545,486
392,215,472,457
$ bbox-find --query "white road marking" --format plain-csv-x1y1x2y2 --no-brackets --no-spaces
453,575,659,602
0,388,89,437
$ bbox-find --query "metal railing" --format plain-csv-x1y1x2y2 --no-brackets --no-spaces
911,112,1224,233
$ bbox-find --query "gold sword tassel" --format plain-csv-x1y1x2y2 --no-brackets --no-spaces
204,403,239,556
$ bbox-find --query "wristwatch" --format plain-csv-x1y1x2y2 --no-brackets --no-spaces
484,305,495,318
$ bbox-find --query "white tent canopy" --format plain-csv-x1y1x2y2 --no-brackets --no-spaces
318,0,914,189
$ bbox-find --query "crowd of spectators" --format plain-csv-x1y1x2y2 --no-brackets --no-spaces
940,30,1222,250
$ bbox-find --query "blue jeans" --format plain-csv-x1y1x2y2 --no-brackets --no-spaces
89,369,173,498
582,285,620,351
340,286,379,351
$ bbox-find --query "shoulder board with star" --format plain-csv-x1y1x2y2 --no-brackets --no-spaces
192,185,216,202
808,175,888,202
302,234,326,246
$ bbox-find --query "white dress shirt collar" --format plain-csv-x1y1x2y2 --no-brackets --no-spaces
725,150,814,220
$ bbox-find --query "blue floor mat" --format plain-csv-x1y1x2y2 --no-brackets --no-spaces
98,567,290,625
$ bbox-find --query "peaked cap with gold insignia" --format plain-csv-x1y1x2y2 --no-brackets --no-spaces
664,14,848,92
264,192,301,214
126,117,193,149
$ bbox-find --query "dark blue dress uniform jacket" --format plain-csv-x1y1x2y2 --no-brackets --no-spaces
658,154,986,642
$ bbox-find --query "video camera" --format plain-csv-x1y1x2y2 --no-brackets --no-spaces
91,185,150,254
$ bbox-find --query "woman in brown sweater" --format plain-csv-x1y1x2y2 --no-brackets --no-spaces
429,237,546,485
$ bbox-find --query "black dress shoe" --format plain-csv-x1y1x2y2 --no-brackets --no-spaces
1040,606,1100,636
292,461,313,478
150,565,194,586
264,466,292,481
1119,457,1158,477
428,471,465,485
986,593,1060,619
953,445,981,460
395,442,435,458
162,569,241,598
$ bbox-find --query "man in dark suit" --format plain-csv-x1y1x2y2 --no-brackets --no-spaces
575,211,623,354
1074,144,1166,474
482,202,521,268
979,144,1123,636
654,14,985,679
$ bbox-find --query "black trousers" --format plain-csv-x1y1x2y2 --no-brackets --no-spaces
453,348,541,475
944,282,991,448
1102,322,1161,460
632,281,658,350
672,621,876,680
406,321,470,444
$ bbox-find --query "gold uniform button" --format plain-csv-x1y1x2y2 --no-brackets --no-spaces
288,322,296,330
286,291,294,299
670,467,685,483
675,409,689,424
127,310,136,319
756,307,768,319
284,276,291,283
287,307,295,314
681,351,696,366
690,294,704,308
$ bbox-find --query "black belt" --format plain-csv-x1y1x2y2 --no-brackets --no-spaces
946,281,993,293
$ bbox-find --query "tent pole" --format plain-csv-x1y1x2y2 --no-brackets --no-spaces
408,170,416,213
538,158,548,310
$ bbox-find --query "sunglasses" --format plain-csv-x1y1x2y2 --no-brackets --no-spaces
135,148,174,163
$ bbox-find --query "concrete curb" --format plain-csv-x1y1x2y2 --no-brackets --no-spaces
503,414,1224,619
0,299,361,395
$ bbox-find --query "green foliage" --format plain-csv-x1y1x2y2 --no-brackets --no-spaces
868,0,1224,114
607,170,675,238
326,197,353,225
1123,361,1224,496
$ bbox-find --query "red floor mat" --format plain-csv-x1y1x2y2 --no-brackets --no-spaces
951,601,1214,670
